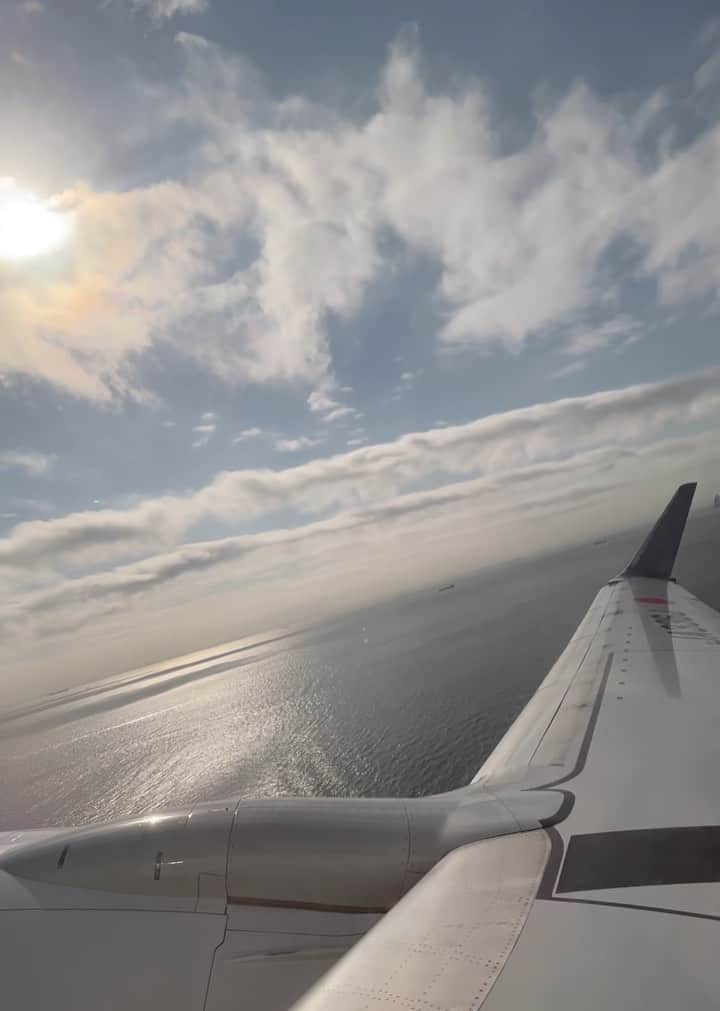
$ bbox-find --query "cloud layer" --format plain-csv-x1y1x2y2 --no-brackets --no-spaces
4,31,720,400
3,428,719,656
1,366,718,578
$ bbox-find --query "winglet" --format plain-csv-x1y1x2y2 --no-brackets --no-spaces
621,482,697,581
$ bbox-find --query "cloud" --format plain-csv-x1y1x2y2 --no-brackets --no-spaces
0,178,204,400
392,369,421,399
307,390,340,414
233,427,263,442
274,436,323,453
191,417,216,448
0,451,51,477
0,367,718,573
192,411,217,446
308,386,359,423
2,430,719,650
323,406,357,422
130,0,208,22
695,49,720,92
553,360,587,380
7,32,720,400
563,315,643,356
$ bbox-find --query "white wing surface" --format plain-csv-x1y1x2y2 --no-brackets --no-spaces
295,482,720,1011
3,483,720,1011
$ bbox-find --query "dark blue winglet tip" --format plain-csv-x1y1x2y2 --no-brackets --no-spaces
620,481,697,582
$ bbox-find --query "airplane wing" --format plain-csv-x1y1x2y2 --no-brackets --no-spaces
294,481,720,1011
3,482,720,1011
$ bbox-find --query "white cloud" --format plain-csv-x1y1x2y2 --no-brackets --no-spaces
308,389,340,413
553,360,587,380
233,427,263,442
6,32,720,400
192,428,215,448
563,315,643,356
307,386,359,423
274,436,323,453
346,437,367,448
0,451,51,477
0,367,718,574
2,431,719,658
323,406,357,422
130,0,208,22
392,368,421,399
191,411,217,447
0,178,204,400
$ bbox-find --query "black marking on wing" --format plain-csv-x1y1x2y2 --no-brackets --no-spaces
557,826,720,893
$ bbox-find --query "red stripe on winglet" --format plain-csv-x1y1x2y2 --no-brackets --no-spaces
635,596,669,605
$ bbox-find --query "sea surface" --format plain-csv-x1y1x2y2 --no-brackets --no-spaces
1,509,719,831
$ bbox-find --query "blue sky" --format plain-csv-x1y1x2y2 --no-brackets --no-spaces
1,0,720,696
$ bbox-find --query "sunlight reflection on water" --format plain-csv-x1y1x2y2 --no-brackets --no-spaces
2,512,718,830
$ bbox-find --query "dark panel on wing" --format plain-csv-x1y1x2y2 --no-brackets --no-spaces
557,825,720,893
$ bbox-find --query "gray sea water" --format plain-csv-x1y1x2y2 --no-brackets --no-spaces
1,509,719,831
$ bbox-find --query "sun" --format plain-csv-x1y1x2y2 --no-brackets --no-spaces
0,179,70,262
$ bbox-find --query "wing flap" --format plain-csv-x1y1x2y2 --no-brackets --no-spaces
291,830,550,1011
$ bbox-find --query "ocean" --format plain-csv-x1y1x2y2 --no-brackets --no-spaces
1,508,719,831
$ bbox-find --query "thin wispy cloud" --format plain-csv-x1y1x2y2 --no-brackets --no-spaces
323,406,358,422
0,451,51,477
563,316,644,357
392,369,421,399
274,435,324,453
553,360,587,380
192,429,215,448
191,410,217,447
129,0,208,22
308,387,359,424
233,427,263,443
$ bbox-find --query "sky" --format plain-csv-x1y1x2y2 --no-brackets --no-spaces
1,0,720,699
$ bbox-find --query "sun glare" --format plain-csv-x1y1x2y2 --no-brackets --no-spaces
0,180,70,262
